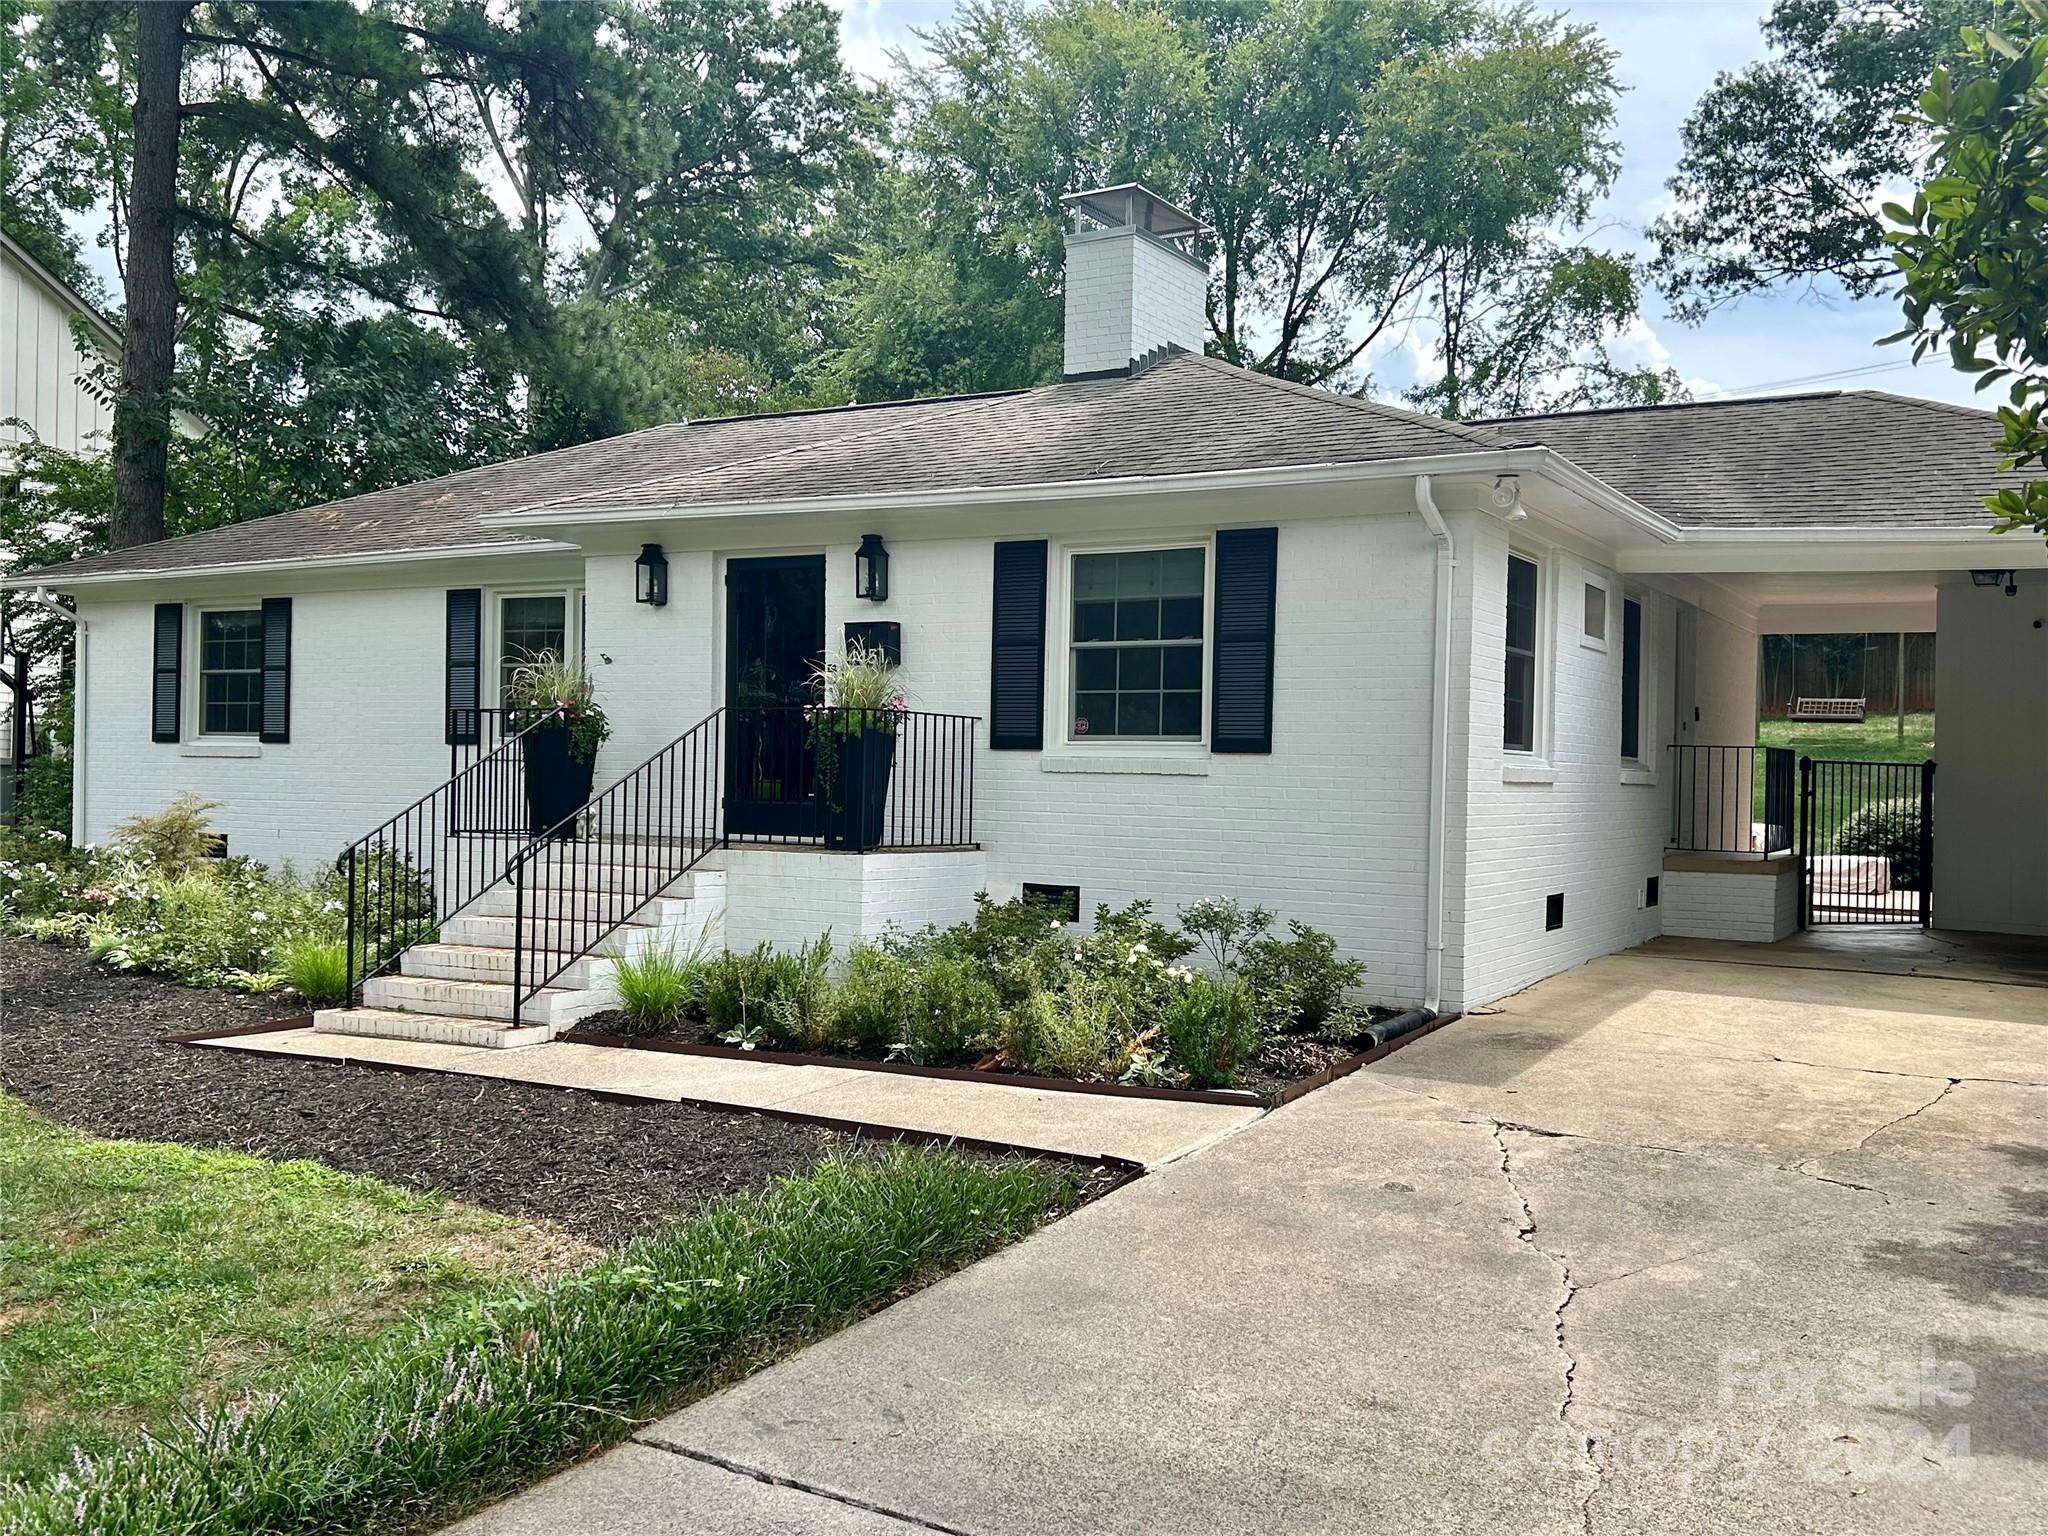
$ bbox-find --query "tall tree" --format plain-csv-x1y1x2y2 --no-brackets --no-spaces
107,0,186,550
1651,0,1997,319
1888,0,2048,539
827,0,1666,415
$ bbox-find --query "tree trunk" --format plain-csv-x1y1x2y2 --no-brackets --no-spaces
110,2,187,552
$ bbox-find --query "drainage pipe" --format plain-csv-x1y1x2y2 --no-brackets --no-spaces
1413,477,1454,1015
21,587,83,844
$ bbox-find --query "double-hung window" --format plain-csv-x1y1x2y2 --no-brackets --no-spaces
498,593,570,701
199,609,264,735
1504,554,1540,753
1070,547,1205,740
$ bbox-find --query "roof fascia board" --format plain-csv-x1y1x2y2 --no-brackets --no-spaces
1619,530,2048,576
1,538,580,592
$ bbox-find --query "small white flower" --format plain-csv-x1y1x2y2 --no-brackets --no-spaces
1048,918,1063,932
251,910,267,923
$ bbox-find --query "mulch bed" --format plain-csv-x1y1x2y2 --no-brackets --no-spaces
563,1004,1404,1101
0,937,1112,1249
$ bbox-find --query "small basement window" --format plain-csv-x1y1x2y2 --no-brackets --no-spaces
1023,882,1082,923
199,609,264,735
1070,547,1205,741
1545,892,1565,931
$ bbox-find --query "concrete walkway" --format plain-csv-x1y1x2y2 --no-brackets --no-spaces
193,1028,1262,1167
444,946,2048,1536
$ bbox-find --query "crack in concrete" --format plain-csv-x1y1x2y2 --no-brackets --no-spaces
1484,1120,1603,1530
637,1438,983,1535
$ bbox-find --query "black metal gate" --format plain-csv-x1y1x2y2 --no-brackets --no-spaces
1798,757,1935,927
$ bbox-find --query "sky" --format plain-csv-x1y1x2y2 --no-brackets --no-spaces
835,0,1985,409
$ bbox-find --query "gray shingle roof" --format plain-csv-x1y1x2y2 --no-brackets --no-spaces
13,355,1511,581
10,363,2014,585
1479,390,2020,530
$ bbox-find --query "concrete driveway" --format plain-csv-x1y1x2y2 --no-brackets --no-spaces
450,946,2048,1535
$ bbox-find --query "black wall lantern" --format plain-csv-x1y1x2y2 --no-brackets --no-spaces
1971,567,2019,597
635,543,669,607
855,533,889,602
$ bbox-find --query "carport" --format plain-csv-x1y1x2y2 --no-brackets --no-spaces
1620,549,2048,947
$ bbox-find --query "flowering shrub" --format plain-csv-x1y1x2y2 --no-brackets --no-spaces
0,824,348,991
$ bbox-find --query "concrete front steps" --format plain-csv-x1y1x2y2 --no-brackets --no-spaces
314,862,724,1049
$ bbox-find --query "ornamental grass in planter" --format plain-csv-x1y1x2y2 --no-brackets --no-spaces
505,655,611,839
806,644,906,851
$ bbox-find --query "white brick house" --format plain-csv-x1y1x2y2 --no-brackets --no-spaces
9,185,2046,1044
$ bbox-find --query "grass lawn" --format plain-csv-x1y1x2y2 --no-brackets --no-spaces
0,1094,593,1485
1757,711,1936,765
0,1088,1074,1536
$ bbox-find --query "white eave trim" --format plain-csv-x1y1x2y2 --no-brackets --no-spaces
486,448,1691,544
0,538,579,592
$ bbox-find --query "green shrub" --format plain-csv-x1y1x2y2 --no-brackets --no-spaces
1239,921,1366,1030
111,793,224,873
1160,975,1265,1088
701,942,811,1046
1833,797,1928,891
1000,977,1127,1079
835,942,919,1049
14,752,71,837
766,934,840,1048
901,953,1002,1065
1175,895,1274,972
281,937,351,1005
0,1148,1069,1536
608,939,705,1032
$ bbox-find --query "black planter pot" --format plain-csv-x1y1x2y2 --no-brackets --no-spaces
522,722,597,839
819,724,897,851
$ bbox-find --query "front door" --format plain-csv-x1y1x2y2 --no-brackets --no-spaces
725,555,826,837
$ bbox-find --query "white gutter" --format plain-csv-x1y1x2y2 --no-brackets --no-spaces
21,588,83,845
0,538,580,592
1413,476,1454,1015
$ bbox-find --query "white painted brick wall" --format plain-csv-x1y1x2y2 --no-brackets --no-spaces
1063,227,1206,376
1660,864,1798,942
712,847,989,952
79,587,458,872
1443,511,1685,1009
582,492,1436,1007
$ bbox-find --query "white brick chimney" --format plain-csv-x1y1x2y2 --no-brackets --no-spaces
1061,183,1209,380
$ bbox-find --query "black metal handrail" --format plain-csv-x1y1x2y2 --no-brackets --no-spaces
338,716,542,1005
1667,744,1794,855
449,706,514,778
507,705,982,1013
508,710,726,1014
726,706,979,852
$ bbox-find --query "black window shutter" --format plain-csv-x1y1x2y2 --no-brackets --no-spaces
151,602,182,742
259,597,292,744
446,588,482,745
1211,527,1278,753
989,540,1047,750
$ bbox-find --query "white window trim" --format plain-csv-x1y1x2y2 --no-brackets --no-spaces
1580,574,1612,652
189,600,266,740
488,586,583,703
1050,535,1214,754
1503,546,1554,765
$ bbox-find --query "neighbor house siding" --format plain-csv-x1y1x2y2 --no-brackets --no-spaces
0,244,116,459
80,586,466,871
1444,511,1677,1008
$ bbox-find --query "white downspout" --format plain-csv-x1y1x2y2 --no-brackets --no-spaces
1414,477,1454,1014
23,588,84,845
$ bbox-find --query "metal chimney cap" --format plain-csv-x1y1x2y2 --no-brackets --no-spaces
1061,183,1210,239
